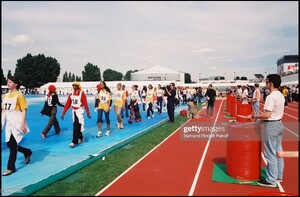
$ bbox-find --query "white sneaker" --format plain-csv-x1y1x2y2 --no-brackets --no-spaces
105,130,110,136
69,142,75,148
147,116,150,119
79,138,84,144
96,131,102,138
152,114,154,117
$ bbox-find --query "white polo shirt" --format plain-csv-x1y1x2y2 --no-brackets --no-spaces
263,90,285,120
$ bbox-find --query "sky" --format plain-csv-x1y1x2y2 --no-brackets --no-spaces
1,1,299,82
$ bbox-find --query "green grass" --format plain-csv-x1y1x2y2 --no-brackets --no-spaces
31,115,191,196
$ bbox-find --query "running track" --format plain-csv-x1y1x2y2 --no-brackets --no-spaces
96,99,298,196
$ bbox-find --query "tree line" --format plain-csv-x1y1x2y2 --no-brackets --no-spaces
1,53,193,88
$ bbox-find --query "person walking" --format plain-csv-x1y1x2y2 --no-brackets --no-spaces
114,83,126,130
165,83,176,123
140,85,147,111
2,76,32,176
40,85,64,139
122,84,129,118
128,85,142,124
156,84,164,114
96,81,112,137
146,84,155,119
61,81,91,148
205,84,216,118
247,74,285,187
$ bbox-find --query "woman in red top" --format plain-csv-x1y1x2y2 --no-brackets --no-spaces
61,81,91,148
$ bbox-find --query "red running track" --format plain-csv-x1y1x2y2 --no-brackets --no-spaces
96,99,298,196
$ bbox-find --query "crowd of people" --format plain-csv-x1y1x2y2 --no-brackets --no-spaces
1,77,212,176
2,75,297,177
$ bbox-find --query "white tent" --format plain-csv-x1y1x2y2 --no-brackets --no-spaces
131,65,185,83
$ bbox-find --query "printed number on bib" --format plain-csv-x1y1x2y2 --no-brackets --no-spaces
4,103,12,110
72,99,79,105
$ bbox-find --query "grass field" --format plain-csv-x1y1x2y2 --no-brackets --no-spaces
31,106,200,196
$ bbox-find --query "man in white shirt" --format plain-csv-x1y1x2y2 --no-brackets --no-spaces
247,74,285,187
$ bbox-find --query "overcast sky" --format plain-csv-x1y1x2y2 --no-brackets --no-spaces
2,1,298,81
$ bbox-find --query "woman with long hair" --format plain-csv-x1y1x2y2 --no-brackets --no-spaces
96,81,112,137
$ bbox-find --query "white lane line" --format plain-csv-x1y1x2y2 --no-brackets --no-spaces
285,107,298,112
287,103,299,107
258,110,299,137
259,103,298,120
188,100,223,196
261,152,285,192
95,106,205,196
283,126,299,137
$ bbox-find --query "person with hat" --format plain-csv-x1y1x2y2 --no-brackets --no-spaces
2,76,32,176
40,85,64,139
61,81,91,148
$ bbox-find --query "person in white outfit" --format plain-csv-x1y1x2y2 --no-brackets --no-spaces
2,76,32,176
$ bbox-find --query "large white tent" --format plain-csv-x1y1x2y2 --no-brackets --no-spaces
131,65,185,83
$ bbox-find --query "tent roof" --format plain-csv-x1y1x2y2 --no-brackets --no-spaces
134,65,183,74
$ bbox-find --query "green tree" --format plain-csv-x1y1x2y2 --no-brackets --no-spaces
14,53,61,88
72,74,75,81
68,72,72,82
235,76,240,80
124,69,138,81
241,76,248,80
214,77,219,80
63,71,69,82
220,76,225,80
103,69,123,81
82,62,101,81
1,68,6,85
75,75,82,81
7,70,12,78
185,73,192,83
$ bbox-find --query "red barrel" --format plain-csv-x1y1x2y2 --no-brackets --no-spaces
237,103,252,122
226,94,235,113
226,122,262,181
230,100,240,117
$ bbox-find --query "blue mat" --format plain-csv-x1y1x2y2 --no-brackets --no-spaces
1,95,187,196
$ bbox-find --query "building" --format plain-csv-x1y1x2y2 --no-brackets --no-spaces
277,55,298,76
130,65,185,83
